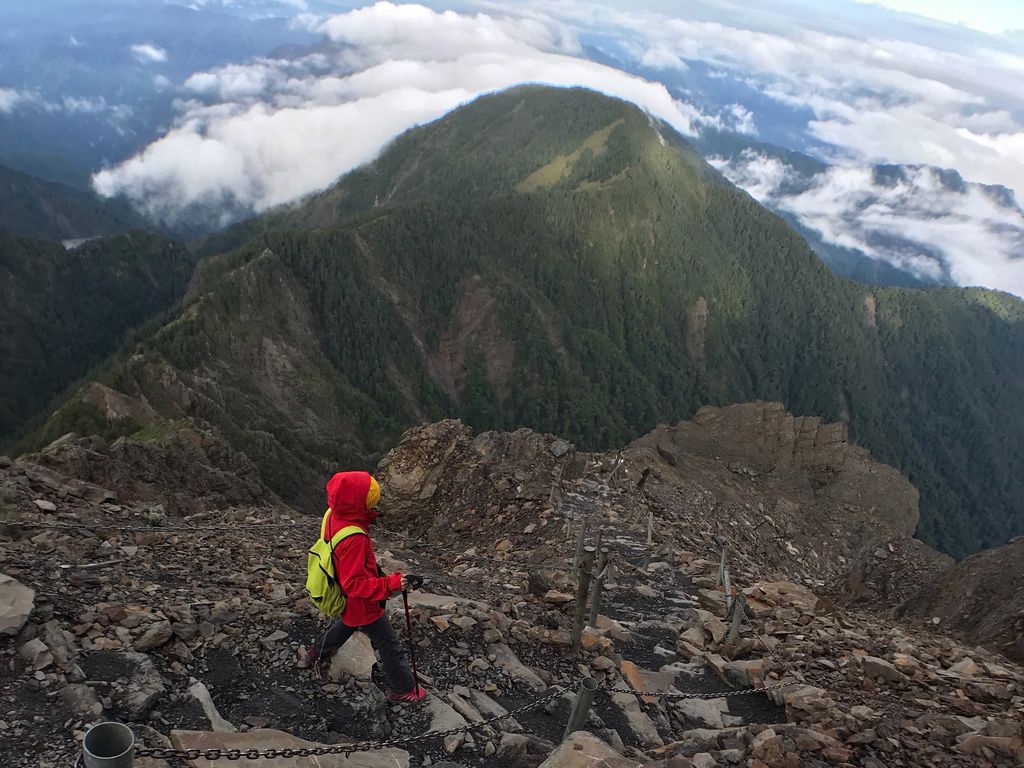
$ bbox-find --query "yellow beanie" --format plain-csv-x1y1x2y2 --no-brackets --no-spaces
366,477,381,510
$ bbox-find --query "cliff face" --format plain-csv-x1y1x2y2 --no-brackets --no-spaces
620,402,929,596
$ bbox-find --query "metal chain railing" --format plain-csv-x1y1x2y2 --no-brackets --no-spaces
5,518,303,533
602,679,791,700
127,677,786,762
134,686,565,761
5,517,575,572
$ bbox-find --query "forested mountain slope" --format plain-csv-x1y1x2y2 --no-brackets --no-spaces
0,163,140,240
0,229,195,445
30,86,1024,557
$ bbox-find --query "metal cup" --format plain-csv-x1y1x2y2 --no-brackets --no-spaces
82,722,134,768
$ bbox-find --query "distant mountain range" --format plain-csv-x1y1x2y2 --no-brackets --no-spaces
10,86,1021,560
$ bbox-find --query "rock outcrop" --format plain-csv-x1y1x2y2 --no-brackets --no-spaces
20,425,279,516
3,414,1022,768
623,402,933,591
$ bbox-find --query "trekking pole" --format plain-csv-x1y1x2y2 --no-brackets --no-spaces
401,590,421,691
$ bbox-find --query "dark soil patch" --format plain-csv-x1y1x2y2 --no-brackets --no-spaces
591,690,644,750
200,649,384,743
618,629,678,671
81,649,136,681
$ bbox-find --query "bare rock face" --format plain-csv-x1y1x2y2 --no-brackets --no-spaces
0,573,35,637
377,420,573,558
689,401,849,473
21,424,279,515
900,535,1024,662
625,401,927,589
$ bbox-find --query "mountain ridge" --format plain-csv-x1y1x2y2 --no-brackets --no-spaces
17,85,1024,558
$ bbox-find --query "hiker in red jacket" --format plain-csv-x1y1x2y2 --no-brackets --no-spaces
299,470,426,703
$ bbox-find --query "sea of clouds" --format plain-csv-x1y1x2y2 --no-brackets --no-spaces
86,0,1024,295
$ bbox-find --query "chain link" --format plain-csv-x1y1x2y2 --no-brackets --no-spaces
134,686,564,760
601,679,792,700
130,680,788,761
7,519,303,533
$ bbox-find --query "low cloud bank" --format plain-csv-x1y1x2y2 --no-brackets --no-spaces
712,149,1024,296
93,2,709,224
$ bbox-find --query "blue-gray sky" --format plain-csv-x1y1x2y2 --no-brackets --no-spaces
857,0,1024,34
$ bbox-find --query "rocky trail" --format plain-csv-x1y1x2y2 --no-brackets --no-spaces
2,406,1023,768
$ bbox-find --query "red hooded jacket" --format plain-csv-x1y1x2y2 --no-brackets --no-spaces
324,471,404,627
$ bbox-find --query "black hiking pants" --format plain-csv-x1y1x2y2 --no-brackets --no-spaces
315,615,416,693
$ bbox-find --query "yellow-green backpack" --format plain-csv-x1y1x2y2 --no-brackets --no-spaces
305,510,365,617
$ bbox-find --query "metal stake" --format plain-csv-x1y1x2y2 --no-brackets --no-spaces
726,592,746,645
717,542,728,587
587,548,610,627
724,567,733,614
571,547,596,653
562,677,599,740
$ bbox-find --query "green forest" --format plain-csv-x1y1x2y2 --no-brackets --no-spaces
0,229,195,443
18,87,1024,559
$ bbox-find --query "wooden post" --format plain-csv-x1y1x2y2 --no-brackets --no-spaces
573,513,590,571
636,467,652,492
641,508,654,570
607,451,624,487
571,547,596,653
587,548,610,627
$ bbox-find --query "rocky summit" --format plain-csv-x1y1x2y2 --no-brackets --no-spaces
1,404,1023,768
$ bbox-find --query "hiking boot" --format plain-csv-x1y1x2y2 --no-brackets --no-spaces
387,686,427,703
297,645,320,669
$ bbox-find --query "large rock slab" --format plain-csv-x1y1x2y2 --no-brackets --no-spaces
539,731,641,768
610,692,664,747
619,661,672,705
328,632,377,682
171,730,410,767
0,573,35,637
489,643,547,692
188,681,236,732
423,694,470,754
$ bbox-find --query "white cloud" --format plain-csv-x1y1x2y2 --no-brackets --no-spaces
640,47,688,71
712,149,1024,296
540,3,1024,200
0,88,26,113
130,43,169,64
94,2,712,223
62,96,109,115
727,104,757,135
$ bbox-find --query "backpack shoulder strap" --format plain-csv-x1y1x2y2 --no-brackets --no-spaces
329,525,367,551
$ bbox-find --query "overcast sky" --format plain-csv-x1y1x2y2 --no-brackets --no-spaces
857,0,1024,34
82,0,1024,294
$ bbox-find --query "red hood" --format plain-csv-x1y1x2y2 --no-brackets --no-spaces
326,471,378,527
